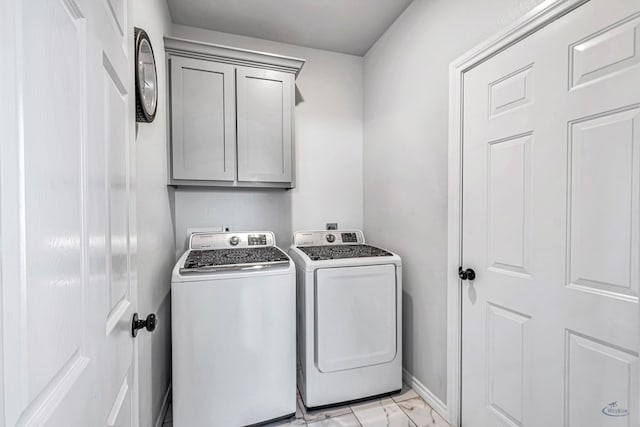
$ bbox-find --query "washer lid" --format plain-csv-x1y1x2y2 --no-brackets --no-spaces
180,246,289,274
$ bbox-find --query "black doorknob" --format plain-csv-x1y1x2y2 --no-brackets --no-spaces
458,267,476,281
131,313,157,337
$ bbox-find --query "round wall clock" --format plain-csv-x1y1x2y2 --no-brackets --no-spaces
134,27,158,123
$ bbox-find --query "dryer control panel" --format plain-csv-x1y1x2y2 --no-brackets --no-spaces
293,230,365,246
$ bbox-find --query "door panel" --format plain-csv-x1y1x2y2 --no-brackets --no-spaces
487,133,532,277
22,0,86,403
170,57,236,181
107,374,131,427
462,0,639,425
569,14,640,90
315,265,397,373
1,0,137,425
488,64,534,118
105,53,132,315
236,67,293,183
566,331,637,426
486,304,530,426
568,108,639,299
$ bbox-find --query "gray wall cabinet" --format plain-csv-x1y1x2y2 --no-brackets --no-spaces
165,37,304,188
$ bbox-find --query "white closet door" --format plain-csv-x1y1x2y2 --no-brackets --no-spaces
461,0,639,425
0,0,138,425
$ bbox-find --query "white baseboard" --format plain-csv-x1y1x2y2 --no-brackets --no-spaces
402,368,449,423
154,383,172,427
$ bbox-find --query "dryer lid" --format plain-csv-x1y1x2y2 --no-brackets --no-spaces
299,244,393,261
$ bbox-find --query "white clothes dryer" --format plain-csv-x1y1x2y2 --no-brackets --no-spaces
288,230,402,409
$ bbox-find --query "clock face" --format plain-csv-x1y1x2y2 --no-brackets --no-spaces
134,28,157,123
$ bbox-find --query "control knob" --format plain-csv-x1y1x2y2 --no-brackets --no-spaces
326,233,336,243
229,236,240,246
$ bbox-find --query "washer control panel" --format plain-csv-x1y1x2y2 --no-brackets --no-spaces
248,234,268,246
293,230,365,246
341,232,358,243
190,231,276,249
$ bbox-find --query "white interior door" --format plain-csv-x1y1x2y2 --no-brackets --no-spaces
461,0,640,425
0,0,137,425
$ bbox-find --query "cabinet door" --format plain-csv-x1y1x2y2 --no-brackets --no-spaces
170,57,236,181
236,67,294,183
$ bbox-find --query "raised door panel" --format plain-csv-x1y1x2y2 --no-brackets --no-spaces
565,331,638,426
489,64,534,118
1,0,92,424
569,14,640,90
486,304,530,427
568,107,640,300
236,67,293,183
170,57,236,181
487,133,532,277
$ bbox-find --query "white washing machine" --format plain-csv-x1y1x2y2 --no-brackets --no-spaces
288,230,402,409
172,231,296,427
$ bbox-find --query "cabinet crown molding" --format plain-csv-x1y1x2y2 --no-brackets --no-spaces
164,36,305,76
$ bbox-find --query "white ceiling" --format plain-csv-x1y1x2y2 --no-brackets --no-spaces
166,0,414,56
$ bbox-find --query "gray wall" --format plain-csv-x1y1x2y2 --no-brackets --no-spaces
173,189,292,253
363,0,545,403
133,1,175,426
170,25,364,250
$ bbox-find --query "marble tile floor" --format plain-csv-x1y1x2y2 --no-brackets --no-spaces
162,382,450,427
